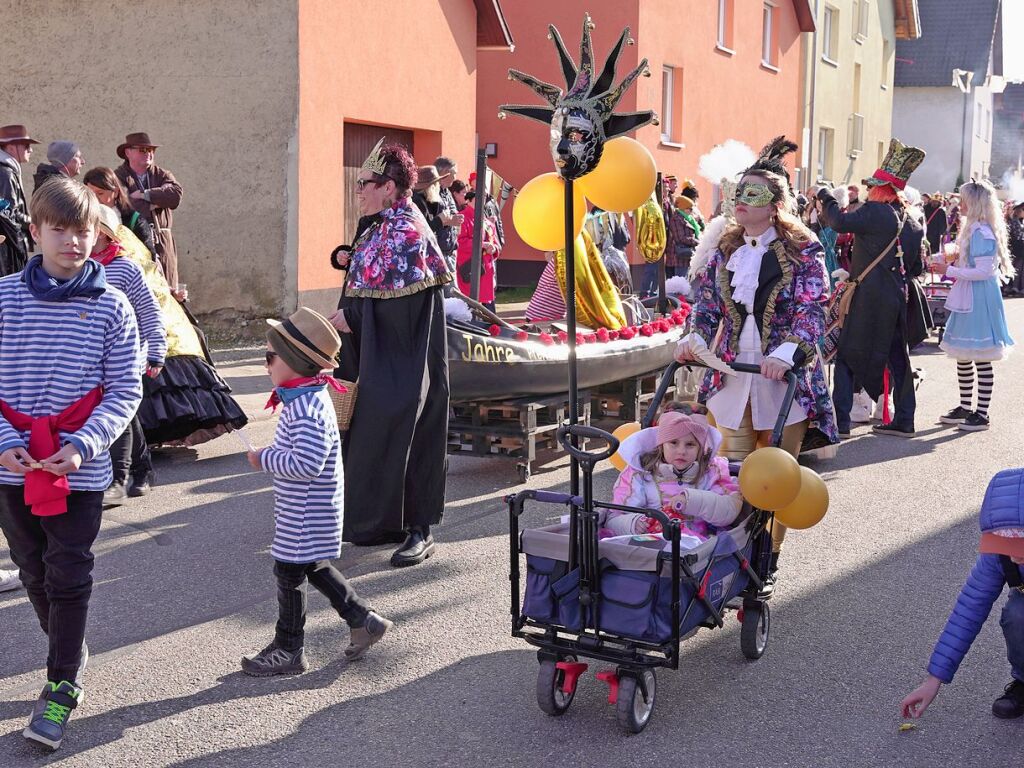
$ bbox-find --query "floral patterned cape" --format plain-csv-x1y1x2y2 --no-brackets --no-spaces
346,197,452,299
690,237,839,446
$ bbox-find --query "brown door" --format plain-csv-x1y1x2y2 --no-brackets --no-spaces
342,123,414,243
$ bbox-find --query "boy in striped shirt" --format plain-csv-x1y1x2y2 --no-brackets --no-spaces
0,178,141,750
242,307,391,676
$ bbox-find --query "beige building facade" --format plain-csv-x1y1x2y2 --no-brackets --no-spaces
0,0,510,325
800,0,920,190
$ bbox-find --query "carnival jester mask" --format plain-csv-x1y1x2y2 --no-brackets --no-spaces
734,181,774,208
499,15,657,180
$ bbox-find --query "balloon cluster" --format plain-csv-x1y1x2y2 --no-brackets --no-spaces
738,447,829,529
500,15,659,251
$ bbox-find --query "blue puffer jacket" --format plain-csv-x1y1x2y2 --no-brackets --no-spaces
928,468,1024,683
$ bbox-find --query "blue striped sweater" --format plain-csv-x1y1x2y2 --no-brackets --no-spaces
260,386,343,563
102,257,167,365
0,273,142,490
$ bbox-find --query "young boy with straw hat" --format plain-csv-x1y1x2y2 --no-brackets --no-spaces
242,307,392,676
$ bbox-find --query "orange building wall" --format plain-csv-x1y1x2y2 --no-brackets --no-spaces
296,0,481,313
477,2,807,280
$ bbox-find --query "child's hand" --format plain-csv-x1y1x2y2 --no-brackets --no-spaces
246,449,262,470
40,444,83,477
900,675,942,719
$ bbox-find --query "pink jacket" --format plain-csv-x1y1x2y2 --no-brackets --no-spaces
607,425,741,540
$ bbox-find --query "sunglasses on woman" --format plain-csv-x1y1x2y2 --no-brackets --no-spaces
355,174,394,191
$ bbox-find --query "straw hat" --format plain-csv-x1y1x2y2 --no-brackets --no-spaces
266,307,340,371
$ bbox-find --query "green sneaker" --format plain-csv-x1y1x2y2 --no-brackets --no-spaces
24,681,81,750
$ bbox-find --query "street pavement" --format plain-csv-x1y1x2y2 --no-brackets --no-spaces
2,303,1024,766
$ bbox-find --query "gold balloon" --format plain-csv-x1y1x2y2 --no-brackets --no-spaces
512,172,587,251
738,447,802,511
774,466,829,529
554,230,627,329
608,422,642,471
578,137,657,213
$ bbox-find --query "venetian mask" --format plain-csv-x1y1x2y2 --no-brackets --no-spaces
550,108,601,180
735,182,774,208
499,15,657,180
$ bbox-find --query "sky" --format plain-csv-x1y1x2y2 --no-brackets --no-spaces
1006,1,1024,81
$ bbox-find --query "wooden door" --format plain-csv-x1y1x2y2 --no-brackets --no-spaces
342,123,415,243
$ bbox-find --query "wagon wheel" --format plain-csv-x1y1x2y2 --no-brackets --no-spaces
616,669,656,733
740,601,771,660
536,656,577,716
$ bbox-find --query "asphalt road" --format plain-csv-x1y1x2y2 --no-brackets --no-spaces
2,303,1024,766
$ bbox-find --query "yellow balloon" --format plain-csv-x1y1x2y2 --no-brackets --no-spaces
738,447,802,511
774,466,829,529
578,137,657,213
608,422,641,471
512,172,587,251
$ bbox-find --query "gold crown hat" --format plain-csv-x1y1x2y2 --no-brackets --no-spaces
864,138,926,191
498,13,657,180
361,137,389,177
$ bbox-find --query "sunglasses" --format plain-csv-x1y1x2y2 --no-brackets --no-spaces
356,174,393,191
265,350,278,366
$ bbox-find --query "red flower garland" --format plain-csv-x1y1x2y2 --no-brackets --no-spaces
515,330,529,342
609,329,620,340
539,332,555,346
596,328,610,342
640,323,654,337
488,324,501,337
556,330,568,343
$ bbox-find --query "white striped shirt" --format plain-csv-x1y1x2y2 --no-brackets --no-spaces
102,257,167,365
0,273,142,490
260,387,343,563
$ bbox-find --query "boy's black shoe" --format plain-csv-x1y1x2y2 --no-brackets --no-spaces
758,552,780,599
871,423,916,438
23,681,81,750
128,471,154,497
992,679,1024,719
939,406,972,424
102,483,127,506
241,644,308,677
959,412,990,432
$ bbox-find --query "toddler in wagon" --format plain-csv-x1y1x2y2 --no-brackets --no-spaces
606,404,742,547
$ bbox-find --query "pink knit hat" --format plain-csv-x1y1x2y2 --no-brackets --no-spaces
656,412,711,453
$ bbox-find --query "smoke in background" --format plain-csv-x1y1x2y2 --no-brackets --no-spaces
697,139,756,185
1003,169,1024,204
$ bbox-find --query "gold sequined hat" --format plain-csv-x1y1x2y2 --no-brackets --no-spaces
864,138,926,191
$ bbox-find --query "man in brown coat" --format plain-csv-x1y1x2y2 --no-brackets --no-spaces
114,132,184,289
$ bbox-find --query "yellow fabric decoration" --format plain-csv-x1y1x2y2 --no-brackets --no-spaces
554,229,627,330
115,224,205,359
634,196,666,264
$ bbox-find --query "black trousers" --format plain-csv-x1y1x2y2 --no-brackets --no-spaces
273,560,370,652
0,486,102,683
109,413,152,485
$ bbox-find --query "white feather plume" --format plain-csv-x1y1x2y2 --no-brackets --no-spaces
665,275,691,297
697,140,756,185
444,297,473,322
688,215,731,282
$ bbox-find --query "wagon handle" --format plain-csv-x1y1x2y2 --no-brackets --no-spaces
556,424,619,466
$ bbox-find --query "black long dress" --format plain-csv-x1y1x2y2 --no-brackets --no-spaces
334,204,451,544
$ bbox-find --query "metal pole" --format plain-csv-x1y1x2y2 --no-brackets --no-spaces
565,177,579,496
469,149,487,301
655,172,667,314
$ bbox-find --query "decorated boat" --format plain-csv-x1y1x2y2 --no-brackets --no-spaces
447,302,688,402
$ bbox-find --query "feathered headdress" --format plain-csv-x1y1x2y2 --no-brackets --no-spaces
498,14,657,179
743,136,799,188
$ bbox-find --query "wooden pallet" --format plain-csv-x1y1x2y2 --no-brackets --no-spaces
447,391,591,483
591,369,676,423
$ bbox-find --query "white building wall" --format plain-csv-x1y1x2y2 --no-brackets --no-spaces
893,86,984,192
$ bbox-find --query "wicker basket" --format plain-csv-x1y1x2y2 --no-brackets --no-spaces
329,379,358,431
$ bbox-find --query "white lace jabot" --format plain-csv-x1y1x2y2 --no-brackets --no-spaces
726,227,777,311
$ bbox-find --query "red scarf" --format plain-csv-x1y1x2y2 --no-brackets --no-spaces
264,374,347,412
0,387,104,516
91,241,123,266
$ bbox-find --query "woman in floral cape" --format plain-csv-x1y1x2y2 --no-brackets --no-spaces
329,141,452,568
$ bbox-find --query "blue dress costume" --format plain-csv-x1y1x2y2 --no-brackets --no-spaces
940,223,1014,362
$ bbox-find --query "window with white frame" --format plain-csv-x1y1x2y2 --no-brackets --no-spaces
762,2,777,67
853,0,870,42
823,6,839,63
817,127,833,180
976,102,983,136
661,66,674,142
984,108,991,141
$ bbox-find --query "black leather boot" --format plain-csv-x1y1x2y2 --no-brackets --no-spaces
390,526,435,567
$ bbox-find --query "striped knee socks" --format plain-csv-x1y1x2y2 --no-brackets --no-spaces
975,362,993,416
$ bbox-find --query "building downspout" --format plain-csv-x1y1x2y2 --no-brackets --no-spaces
805,0,820,184
958,88,969,189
